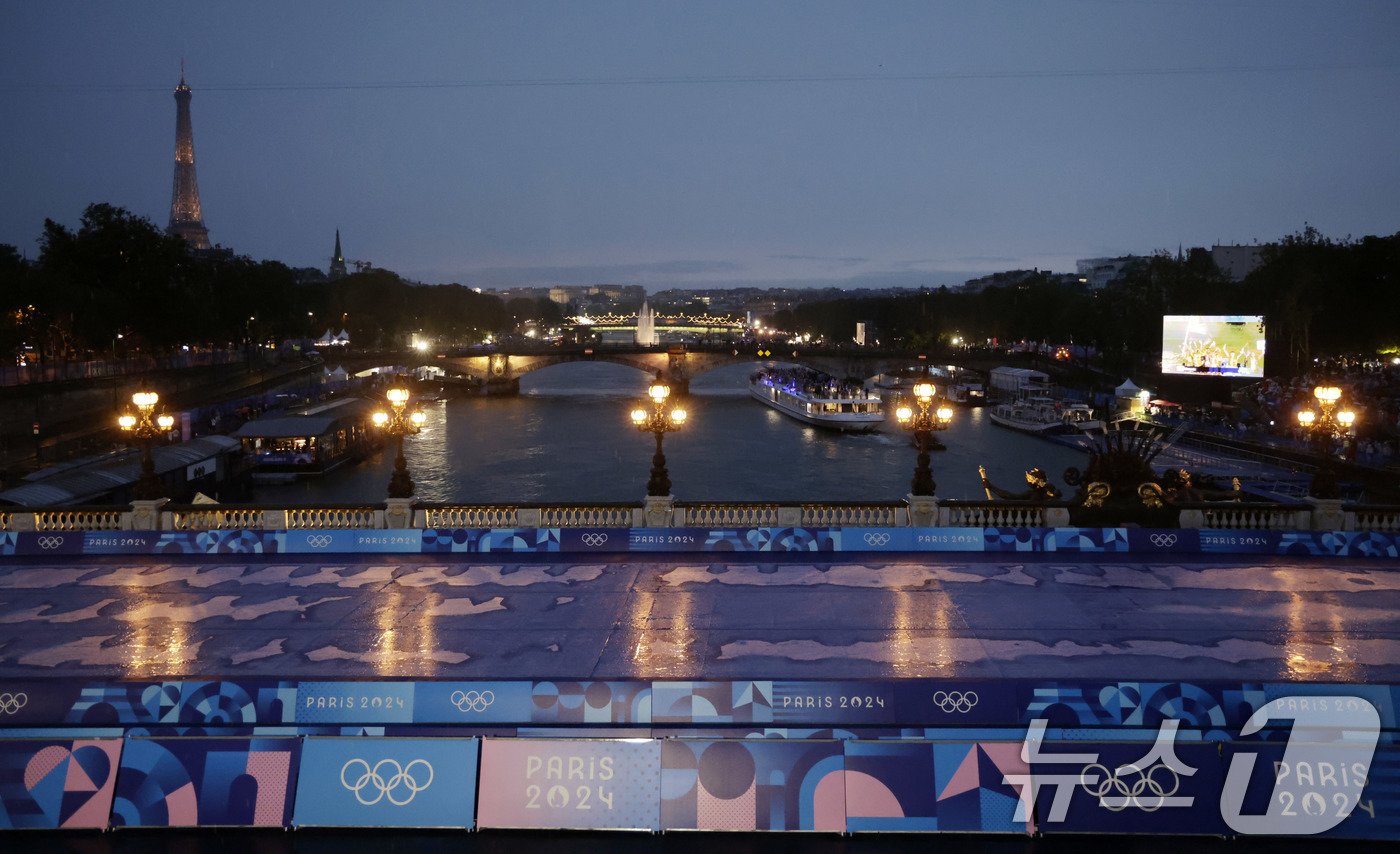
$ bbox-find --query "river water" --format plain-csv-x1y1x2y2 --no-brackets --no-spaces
253,362,1087,505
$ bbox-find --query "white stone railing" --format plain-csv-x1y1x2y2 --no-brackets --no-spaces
1345,505,1400,533
678,503,781,527
801,503,907,527
420,505,521,528
2,499,1396,533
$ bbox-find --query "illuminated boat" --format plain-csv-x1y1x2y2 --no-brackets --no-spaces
988,396,1103,435
749,368,885,432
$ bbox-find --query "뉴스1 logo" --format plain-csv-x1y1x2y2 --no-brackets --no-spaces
863,532,892,546
580,533,609,547
36,536,65,550
340,758,434,806
306,534,334,548
450,689,495,712
0,692,27,715
932,690,978,713
1149,533,1179,548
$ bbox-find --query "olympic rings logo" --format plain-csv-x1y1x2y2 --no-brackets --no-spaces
863,533,891,546
340,758,434,806
0,692,27,715
1079,762,1180,812
932,690,978,713
581,533,609,547
36,536,65,550
306,534,333,548
1149,533,1179,548
450,690,495,713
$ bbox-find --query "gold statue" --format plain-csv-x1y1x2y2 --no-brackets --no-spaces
979,465,1061,502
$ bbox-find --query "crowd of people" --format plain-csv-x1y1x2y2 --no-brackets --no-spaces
1147,356,1400,468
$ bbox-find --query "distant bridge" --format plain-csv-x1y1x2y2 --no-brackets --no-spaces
329,344,952,393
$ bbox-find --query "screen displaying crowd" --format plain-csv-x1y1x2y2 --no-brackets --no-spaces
1162,315,1266,378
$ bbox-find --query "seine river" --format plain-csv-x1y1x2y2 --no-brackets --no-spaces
254,362,1087,505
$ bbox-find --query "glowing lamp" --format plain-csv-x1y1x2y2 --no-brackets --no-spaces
386,387,410,405
671,408,687,424
132,391,159,409
372,411,389,427
630,408,647,424
410,411,427,427
936,406,954,423
895,406,913,424
1314,386,1341,404
648,383,670,402
912,383,935,402
1297,410,1316,426
1338,410,1356,427
118,414,137,430
156,414,175,430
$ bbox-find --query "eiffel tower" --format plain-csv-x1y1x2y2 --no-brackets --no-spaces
167,66,211,250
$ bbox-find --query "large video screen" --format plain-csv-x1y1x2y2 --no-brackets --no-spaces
1161,315,1265,378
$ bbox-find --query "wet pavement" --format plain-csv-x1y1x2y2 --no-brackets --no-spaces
0,553,1396,682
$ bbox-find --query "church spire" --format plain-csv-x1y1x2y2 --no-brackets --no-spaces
329,229,348,280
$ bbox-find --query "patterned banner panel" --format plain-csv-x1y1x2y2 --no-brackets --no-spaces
843,740,1032,834
110,737,299,827
0,739,122,829
1,527,1397,557
1221,743,1400,840
293,737,477,828
652,681,895,726
1029,741,1227,835
660,739,845,831
476,738,660,831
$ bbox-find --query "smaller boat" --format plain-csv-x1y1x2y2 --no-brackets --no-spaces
988,396,1104,435
750,367,885,432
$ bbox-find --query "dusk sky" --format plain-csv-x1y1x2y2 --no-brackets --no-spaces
3,1,1399,290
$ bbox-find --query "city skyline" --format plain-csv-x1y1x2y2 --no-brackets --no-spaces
3,1,1399,289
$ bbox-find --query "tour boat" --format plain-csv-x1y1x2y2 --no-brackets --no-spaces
749,368,885,432
987,396,1104,435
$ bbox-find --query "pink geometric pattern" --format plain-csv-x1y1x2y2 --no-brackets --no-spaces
696,780,756,830
245,751,291,826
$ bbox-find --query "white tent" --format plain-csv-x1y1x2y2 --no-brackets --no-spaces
1114,378,1142,397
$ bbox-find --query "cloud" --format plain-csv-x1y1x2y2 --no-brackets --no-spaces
428,259,746,287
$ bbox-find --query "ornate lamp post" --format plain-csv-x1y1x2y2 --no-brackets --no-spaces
630,379,687,496
373,386,427,498
118,390,175,500
1296,384,1357,498
894,381,953,496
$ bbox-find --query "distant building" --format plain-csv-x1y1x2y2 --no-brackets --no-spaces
854,321,878,346
1210,244,1265,282
329,230,347,280
1075,256,1141,290
960,269,1038,294
548,287,573,305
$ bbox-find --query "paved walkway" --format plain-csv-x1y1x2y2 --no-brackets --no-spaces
0,553,1396,682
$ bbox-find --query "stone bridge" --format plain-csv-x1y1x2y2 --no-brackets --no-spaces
333,346,945,394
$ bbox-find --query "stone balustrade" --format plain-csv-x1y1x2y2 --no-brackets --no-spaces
0,498,1395,533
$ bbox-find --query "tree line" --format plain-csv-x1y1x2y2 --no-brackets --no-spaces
0,204,561,361
782,227,1400,376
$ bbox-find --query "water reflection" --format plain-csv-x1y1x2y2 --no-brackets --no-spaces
256,361,1086,505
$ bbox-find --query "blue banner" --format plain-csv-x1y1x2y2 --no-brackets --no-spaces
293,737,478,828
1,525,1397,557
110,737,299,827
843,740,1032,833
0,738,123,828
660,739,846,831
295,683,415,724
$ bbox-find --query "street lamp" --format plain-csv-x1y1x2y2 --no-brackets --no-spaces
118,390,175,500
630,378,687,496
373,386,427,498
1296,384,1357,498
894,381,954,496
